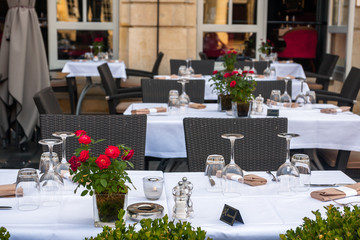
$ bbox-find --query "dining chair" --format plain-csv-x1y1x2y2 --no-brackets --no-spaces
253,80,292,100
234,61,270,73
315,66,360,111
170,59,215,75
183,118,288,172
116,52,164,88
306,53,339,91
33,87,63,114
198,52,208,60
97,63,142,114
39,114,147,170
141,78,205,103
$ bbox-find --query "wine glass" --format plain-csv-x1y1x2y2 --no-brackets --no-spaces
39,139,64,206
280,77,292,105
250,59,257,75
53,132,75,175
276,133,300,195
177,79,190,112
221,134,244,197
263,59,271,78
89,45,94,60
187,58,195,76
295,78,306,106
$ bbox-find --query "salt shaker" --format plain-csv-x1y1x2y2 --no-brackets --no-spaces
182,177,194,216
172,181,189,220
255,94,264,113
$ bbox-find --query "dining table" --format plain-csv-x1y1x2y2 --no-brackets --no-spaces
61,60,127,115
0,169,357,240
124,103,360,159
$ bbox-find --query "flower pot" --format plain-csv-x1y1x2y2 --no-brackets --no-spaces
93,193,128,227
232,101,250,117
218,94,232,111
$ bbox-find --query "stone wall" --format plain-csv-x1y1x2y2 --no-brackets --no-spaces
119,0,197,75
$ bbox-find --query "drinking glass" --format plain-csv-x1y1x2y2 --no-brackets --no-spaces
143,176,164,200
276,133,300,195
270,90,281,102
250,59,257,74
16,168,40,211
39,139,64,206
187,58,195,75
168,89,179,114
89,45,94,60
306,91,316,104
221,134,244,197
39,152,59,174
177,79,190,112
269,65,276,79
178,65,187,77
291,154,311,192
263,60,271,78
295,79,306,106
53,131,75,175
280,77,292,105
204,155,225,192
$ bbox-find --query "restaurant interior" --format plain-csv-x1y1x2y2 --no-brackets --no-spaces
0,0,360,239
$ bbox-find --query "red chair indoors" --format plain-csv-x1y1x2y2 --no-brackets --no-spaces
277,27,318,71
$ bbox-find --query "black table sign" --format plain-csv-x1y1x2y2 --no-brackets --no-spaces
220,204,244,226
267,109,279,116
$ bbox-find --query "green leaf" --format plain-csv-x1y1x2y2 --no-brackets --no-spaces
81,190,88,196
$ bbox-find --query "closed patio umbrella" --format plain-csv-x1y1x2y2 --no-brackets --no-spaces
0,0,50,143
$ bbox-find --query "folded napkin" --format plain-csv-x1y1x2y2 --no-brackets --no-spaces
278,60,294,63
170,74,180,79
191,74,203,78
131,107,167,115
223,173,267,187
0,184,21,197
320,106,351,114
154,76,168,80
189,103,206,109
311,182,360,202
255,74,265,78
266,100,299,108
277,75,295,80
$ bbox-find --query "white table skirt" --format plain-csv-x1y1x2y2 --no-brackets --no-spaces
0,170,357,240
62,60,127,78
124,103,360,158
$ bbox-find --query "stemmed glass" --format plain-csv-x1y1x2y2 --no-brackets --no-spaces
263,50,271,78
276,133,300,195
250,59,257,75
177,79,190,112
39,139,64,206
221,134,244,197
53,132,75,175
89,45,94,60
295,78,306,106
280,77,292,104
187,58,195,76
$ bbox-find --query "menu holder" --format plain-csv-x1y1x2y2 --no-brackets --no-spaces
267,109,279,116
220,204,244,226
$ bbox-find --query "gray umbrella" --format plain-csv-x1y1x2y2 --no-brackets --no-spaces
0,0,50,143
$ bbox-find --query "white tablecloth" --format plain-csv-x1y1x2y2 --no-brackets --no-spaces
62,60,127,78
124,103,360,158
1,169,357,240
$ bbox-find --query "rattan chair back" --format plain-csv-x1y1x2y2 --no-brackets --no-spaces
40,114,147,170
253,80,292,100
170,59,215,75
234,61,270,73
183,117,288,172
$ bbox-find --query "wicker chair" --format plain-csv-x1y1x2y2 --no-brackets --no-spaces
253,80,292,100
234,61,270,74
141,78,205,103
39,114,147,170
170,59,215,75
183,118,288,172
33,87,63,114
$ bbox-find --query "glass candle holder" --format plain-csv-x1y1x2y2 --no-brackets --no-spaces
143,176,164,200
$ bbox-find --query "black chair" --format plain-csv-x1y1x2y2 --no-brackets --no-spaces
234,61,270,73
49,69,78,114
199,52,208,60
116,52,164,88
98,63,142,114
253,80,292,101
39,114,147,170
306,53,339,91
315,67,360,110
33,87,63,114
141,78,205,103
170,59,215,75
183,118,288,172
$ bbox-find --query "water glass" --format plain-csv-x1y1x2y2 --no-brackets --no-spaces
168,89,179,114
39,152,59,174
269,90,281,106
204,155,225,192
143,176,164,200
291,154,311,192
306,91,316,104
16,168,40,211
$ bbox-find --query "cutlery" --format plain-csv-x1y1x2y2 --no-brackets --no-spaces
0,206,12,209
305,183,352,187
266,171,279,182
208,176,215,186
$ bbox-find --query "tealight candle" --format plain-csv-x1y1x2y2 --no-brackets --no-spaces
143,176,164,200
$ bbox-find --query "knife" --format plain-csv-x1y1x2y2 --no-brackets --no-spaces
0,206,12,209
305,183,352,187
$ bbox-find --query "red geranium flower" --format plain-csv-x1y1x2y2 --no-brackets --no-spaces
212,70,218,75
95,154,111,170
78,135,91,145
232,70,238,75
75,130,87,136
105,146,120,159
232,50,237,54
94,37,103,42
230,80,236,88
242,70,248,74
224,72,232,78
69,156,81,171
249,70,254,74
122,149,134,160
79,150,89,162
227,50,232,54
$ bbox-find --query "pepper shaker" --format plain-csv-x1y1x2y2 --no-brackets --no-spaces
172,181,189,220
182,177,194,216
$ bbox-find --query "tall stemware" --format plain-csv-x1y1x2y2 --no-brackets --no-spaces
280,77,292,104
177,79,190,112
89,45,94,60
39,139,64,206
53,132,75,175
295,78,306,106
276,133,300,195
221,134,244,197
187,58,195,75
250,58,257,74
